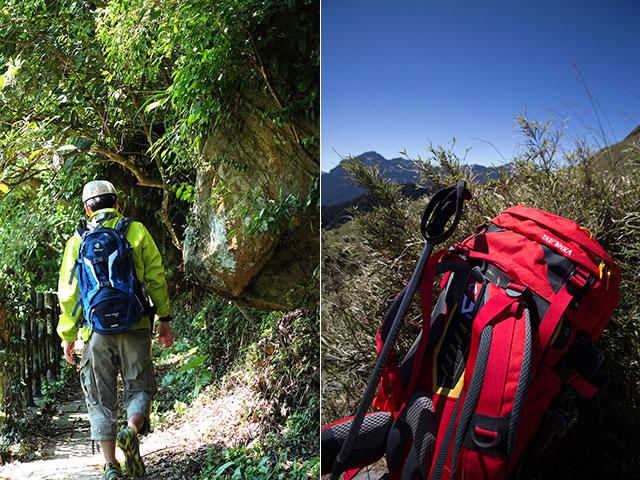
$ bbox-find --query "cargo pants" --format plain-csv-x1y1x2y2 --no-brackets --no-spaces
79,329,157,441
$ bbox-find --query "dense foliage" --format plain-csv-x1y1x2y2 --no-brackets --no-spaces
0,0,319,294
322,117,640,478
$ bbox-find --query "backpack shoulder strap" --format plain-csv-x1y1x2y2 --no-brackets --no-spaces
372,249,450,413
115,217,131,235
76,218,88,237
69,221,88,285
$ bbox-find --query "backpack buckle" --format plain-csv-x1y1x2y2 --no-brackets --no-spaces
463,413,510,456
505,283,530,299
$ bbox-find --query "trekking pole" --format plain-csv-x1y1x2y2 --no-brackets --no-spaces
330,181,472,480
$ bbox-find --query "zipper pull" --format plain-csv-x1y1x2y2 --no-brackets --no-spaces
598,261,611,290
598,261,611,289
580,226,593,239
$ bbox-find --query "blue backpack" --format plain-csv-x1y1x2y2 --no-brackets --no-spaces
70,217,150,334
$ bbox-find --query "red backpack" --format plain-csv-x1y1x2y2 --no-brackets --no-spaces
322,189,621,480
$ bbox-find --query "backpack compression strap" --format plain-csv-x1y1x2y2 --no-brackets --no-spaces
113,217,136,301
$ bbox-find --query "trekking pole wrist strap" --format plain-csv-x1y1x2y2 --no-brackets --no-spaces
421,180,472,244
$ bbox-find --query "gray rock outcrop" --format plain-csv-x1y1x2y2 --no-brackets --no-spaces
183,113,318,310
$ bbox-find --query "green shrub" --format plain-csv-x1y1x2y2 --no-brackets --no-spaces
200,442,318,480
198,401,320,480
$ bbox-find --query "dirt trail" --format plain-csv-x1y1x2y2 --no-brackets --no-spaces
0,373,266,480
0,394,106,480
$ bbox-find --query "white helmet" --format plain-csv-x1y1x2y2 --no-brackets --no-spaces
82,180,117,203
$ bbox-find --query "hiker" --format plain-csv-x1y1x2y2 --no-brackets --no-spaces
57,180,175,480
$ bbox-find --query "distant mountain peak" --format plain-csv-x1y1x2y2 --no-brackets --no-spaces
323,151,386,173
359,151,385,160
321,151,495,208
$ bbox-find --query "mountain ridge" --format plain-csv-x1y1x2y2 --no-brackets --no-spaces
321,151,497,207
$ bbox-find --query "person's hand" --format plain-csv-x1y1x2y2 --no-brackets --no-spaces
157,321,175,348
63,340,76,365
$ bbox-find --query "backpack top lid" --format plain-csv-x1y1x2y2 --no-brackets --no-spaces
493,205,619,277
459,205,621,331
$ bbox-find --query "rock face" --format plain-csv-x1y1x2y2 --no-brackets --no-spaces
183,113,318,310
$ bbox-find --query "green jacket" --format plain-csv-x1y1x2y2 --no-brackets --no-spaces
57,208,171,342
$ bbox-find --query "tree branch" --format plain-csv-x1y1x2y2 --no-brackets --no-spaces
92,146,182,251
246,34,318,169
91,147,163,189
152,155,182,251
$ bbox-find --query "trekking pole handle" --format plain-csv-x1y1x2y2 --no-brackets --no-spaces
420,180,472,243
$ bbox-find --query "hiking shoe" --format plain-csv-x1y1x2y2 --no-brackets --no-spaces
102,462,122,480
116,427,145,478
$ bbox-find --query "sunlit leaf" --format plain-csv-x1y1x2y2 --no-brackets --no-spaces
56,144,78,152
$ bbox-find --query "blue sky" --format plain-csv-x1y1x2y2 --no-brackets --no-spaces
321,0,640,171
